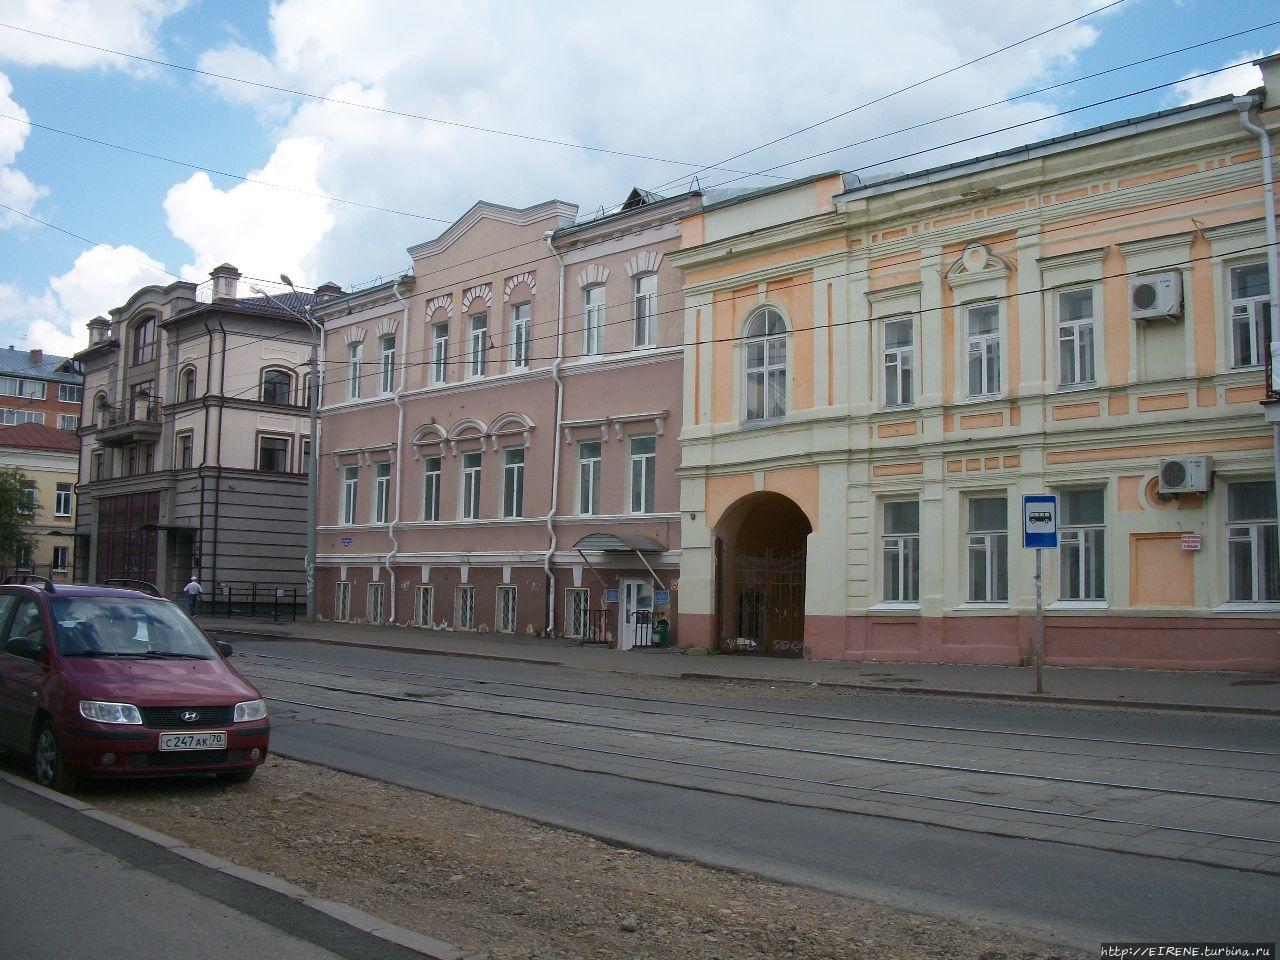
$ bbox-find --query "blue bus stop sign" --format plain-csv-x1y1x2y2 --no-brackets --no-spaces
1023,495,1058,549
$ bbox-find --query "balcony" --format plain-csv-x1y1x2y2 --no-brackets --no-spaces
95,400,163,447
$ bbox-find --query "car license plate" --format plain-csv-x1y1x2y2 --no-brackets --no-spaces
158,731,227,751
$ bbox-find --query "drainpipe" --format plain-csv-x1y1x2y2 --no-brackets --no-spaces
543,232,566,635
387,276,413,624
1236,95,1280,536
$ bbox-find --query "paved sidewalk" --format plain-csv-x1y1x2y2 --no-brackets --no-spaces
205,616,1280,716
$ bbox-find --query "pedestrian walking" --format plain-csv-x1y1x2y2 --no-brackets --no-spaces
183,575,202,616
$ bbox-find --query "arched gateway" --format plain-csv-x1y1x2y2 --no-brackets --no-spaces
714,492,811,657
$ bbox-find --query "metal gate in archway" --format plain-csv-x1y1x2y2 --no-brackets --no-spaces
721,548,806,657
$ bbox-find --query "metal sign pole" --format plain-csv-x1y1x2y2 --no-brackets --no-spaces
1034,548,1044,694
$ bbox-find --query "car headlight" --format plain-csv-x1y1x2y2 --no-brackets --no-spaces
79,701,143,724
234,699,268,722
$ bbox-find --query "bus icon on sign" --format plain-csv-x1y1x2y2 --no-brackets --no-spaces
1027,511,1053,526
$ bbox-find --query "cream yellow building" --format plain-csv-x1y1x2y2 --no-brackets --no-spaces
671,57,1280,671
0,422,80,581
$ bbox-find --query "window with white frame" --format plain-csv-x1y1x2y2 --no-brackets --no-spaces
1229,263,1271,369
414,585,434,626
965,303,1001,398
59,383,82,404
583,286,604,355
629,435,655,514
431,323,449,384
18,480,35,514
367,582,384,624
883,316,914,408
468,313,488,378
0,377,45,399
422,456,441,521
379,335,396,393
497,585,517,633
257,435,289,473
1059,488,1105,600
578,441,601,515
461,451,482,519
744,307,787,422
58,414,79,431
347,342,363,400
54,482,72,517
341,465,358,524
1,408,44,425
966,495,1008,603
52,545,69,573
565,588,590,639
373,461,391,524
510,302,530,369
881,499,920,603
1227,480,1279,602
455,585,475,629
1057,288,1096,387
633,273,656,348
334,581,351,622
503,447,524,518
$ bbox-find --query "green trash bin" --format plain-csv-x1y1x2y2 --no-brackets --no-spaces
653,615,670,647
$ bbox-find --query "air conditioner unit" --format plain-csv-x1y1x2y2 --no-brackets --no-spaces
1129,272,1183,321
1158,455,1213,494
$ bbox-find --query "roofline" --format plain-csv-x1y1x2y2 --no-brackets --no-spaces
700,170,845,214
552,189,703,241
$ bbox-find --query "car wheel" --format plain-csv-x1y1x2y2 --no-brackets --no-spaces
217,768,256,784
33,721,79,793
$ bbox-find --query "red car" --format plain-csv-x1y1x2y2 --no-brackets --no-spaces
0,577,269,791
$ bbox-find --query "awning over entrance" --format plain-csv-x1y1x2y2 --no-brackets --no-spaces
572,533,667,553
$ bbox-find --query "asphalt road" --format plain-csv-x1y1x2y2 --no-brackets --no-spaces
236,639,1280,951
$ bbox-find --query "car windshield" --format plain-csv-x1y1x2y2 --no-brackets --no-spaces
50,596,219,659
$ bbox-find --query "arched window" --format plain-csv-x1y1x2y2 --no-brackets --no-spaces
744,307,787,421
180,366,198,402
262,369,293,405
132,316,157,365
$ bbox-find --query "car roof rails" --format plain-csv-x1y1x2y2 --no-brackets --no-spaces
2,574,56,593
99,579,164,598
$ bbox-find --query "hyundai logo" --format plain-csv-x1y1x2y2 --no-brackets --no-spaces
181,710,200,723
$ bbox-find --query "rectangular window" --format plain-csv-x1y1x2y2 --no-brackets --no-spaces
1229,263,1272,369
633,274,656,348
257,436,289,473
132,318,156,365
0,408,44,425
455,585,475,630
583,286,604,355
0,377,45,399
965,303,1001,398
565,588,590,639
58,414,79,431
59,383,82,403
578,441,601,515
510,302,530,369
15,544,32,572
347,343,362,400
92,451,105,481
422,456,441,521
368,582,385,624
18,480,36,515
461,451,482,519
342,465,359,524
966,496,1008,603
414,585,434,627
301,437,312,476
54,482,73,517
882,499,920,602
503,447,525,518
373,461,391,524
379,335,396,393
177,432,193,469
130,381,154,421
629,435,656,514
334,581,351,622
496,585,517,633
1228,480,1279,602
1057,288,1096,387
883,316,914,408
469,313,488,378
1059,488,1106,601
431,323,449,384
52,545,69,573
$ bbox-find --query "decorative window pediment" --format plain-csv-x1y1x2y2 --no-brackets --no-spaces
577,264,609,288
461,285,493,312
504,273,536,301
425,295,453,320
946,242,1012,291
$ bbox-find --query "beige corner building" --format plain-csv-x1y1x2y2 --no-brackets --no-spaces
672,57,1280,671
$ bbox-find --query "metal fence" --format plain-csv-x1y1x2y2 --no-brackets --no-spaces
186,584,302,622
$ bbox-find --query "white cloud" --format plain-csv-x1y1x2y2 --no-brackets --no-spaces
1170,52,1272,106
0,0,189,72
0,71,46,228
0,244,169,355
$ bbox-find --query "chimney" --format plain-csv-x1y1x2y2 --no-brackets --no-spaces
29,348,42,365
314,281,344,302
209,263,242,303
87,316,110,345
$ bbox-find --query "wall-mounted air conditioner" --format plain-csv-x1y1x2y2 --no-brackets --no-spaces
1158,455,1212,494
1129,272,1183,321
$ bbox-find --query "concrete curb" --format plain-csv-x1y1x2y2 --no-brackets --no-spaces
0,769,473,960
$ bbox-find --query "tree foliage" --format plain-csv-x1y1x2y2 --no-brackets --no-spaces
0,467,35,568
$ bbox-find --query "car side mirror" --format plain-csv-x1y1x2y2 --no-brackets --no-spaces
5,635,46,660
215,640,233,658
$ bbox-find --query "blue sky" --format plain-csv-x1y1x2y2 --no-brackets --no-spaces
0,0,1277,357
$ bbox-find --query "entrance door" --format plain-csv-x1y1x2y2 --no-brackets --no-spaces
618,578,654,651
